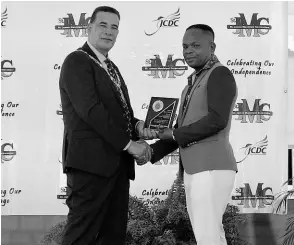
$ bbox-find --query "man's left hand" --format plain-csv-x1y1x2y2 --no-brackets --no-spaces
137,121,158,140
158,128,174,141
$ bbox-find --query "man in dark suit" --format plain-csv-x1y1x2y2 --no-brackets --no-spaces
141,24,238,245
59,6,156,245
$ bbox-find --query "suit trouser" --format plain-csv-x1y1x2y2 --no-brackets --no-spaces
62,162,130,245
184,170,236,245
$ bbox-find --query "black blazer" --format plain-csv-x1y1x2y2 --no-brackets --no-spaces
59,42,140,180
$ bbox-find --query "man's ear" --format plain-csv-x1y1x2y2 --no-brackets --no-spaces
87,24,92,34
211,42,216,53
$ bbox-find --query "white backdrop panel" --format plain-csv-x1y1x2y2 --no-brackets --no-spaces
1,1,288,215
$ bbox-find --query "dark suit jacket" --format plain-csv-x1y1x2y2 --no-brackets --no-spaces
59,42,140,180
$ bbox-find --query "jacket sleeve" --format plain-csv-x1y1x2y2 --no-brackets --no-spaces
150,140,178,164
173,66,237,148
150,120,179,164
61,51,130,152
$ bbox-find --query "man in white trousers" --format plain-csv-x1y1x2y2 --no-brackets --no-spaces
145,24,238,245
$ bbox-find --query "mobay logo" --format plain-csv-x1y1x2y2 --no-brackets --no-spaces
237,135,268,163
232,183,273,208
142,54,188,79
1,59,16,80
1,140,16,163
1,7,8,27
144,8,180,36
227,13,272,37
55,13,90,37
233,99,273,123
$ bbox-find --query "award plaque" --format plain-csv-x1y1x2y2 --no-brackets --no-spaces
144,97,179,130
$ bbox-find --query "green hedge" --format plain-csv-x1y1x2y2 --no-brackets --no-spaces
38,173,249,245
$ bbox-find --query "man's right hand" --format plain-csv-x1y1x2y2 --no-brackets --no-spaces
127,140,152,163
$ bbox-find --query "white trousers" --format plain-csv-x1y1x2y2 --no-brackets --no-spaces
184,170,236,245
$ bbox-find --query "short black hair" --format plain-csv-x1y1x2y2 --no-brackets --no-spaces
90,6,120,23
186,24,215,41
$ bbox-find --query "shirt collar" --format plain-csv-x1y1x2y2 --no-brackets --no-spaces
187,54,219,85
87,41,108,64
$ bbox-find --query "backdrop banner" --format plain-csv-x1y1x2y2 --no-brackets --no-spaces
1,1,288,215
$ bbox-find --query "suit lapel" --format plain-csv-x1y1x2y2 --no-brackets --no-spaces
79,42,126,110
79,42,100,64
178,85,189,125
179,62,221,125
180,69,210,125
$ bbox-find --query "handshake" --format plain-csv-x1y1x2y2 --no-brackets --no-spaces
126,139,154,165
126,121,175,165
